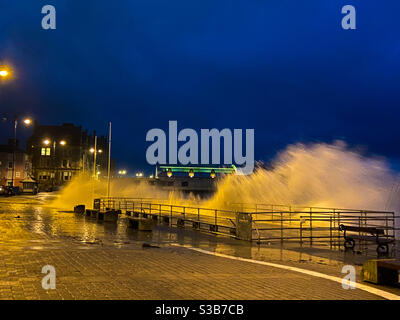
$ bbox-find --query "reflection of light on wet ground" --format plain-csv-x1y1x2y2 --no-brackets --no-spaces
0,194,384,268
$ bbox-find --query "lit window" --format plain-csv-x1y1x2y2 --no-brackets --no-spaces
41,148,51,156
63,172,72,181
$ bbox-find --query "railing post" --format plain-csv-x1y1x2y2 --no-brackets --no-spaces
170,205,173,226
198,208,200,221
385,212,388,240
338,211,341,250
358,216,362,250
330,217,333,250
215,210,218,227
280,212,283,243
309,208,313,246
300,217,303,245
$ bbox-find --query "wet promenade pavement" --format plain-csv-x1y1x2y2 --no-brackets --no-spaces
0,194,398,300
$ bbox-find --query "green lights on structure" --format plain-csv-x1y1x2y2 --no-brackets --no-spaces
160,165,236,178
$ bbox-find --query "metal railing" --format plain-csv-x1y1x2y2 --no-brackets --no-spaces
251,210,395,249
95,197,396,249
97,197,238,237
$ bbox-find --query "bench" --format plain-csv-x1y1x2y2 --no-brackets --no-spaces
339,224,394,254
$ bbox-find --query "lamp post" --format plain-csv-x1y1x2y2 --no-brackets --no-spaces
10,117,32,187
43,138,67,189
90,136,103,180
118,170,127,177
107,122,112,198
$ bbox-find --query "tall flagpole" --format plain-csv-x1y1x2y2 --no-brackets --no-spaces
107,122,112,198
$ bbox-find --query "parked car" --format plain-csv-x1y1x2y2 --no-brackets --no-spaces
0,186,14,196
0,186,22,196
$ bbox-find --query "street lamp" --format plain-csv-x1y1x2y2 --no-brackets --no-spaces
189,169,194,178
0,66,11,79
43,138,67,188
0,65,13,82
210,169,216,179
89,136,103,180
10,117,32,187
167,168,173,178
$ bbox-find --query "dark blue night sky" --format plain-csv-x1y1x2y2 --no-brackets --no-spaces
1,0,399,173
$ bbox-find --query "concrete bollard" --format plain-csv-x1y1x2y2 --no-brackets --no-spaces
91,210,98,218
139,218,154,231
361,259,399,285
192,221,200,229
126,211,132,216
96,211,104,220
177,218,185,228
163,216,170,225
235,213,252,241
104,210,118,222
127,217,154,231
74,205,85,214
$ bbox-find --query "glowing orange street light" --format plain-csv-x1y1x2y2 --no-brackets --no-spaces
10,116,32,187
0,65,13,79
43,139,50,145
59,140,66,146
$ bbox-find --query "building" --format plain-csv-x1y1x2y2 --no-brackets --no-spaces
27,122,112,191
0,139,32,188
145,165,236,196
